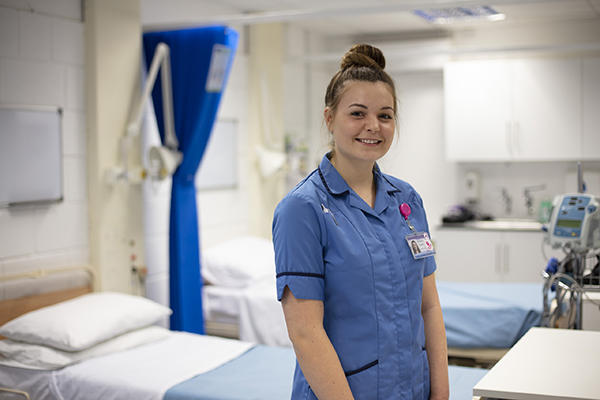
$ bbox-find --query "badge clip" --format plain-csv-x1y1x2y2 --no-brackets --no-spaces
399,203,415,232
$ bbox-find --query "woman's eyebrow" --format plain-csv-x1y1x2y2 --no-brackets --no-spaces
348,104,394,111
348,103,367,109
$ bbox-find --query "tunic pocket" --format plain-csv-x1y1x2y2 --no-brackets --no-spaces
345,359,378,400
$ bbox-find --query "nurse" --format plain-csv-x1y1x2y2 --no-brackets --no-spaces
272,44,449,399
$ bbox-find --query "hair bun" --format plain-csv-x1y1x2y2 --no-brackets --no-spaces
340,44,385,71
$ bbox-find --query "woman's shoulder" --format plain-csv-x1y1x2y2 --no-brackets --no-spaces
381,173,419,196
276,170,325,215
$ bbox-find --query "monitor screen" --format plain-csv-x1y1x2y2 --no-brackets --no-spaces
556,219,582,229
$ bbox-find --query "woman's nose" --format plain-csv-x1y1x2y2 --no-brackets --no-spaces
365,116,379,132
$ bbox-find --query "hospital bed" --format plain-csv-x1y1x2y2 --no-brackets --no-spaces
0,267,488,400
202,237,545,367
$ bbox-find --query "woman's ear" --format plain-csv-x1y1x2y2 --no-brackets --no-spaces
324,107,333,132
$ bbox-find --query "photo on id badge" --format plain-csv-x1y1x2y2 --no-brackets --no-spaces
405,232,435,260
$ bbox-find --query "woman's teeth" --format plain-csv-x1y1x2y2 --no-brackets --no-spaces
358,139,379,144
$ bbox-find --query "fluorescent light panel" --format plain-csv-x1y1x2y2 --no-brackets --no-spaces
413,6,506,24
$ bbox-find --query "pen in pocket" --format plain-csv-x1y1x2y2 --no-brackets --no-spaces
321,203,339,226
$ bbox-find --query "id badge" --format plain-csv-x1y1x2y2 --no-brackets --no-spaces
405,232,435,260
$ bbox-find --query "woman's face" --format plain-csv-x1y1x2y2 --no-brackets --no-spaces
325,80,395,167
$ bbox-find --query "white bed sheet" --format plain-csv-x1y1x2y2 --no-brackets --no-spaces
202,285,242,325
0,332,253,400
238,277,291,347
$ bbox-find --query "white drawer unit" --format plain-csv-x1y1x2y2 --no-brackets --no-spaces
434,228,547,282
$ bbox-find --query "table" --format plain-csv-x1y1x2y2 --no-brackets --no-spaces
473,327,600,400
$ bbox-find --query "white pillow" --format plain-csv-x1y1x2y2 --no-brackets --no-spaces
0,325,171,370
0,292,172,351
201,236,275,288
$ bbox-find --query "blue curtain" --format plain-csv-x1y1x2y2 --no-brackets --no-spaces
143,26,238,333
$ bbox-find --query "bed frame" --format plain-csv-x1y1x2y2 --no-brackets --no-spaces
448,347,508,369
0,265,94,399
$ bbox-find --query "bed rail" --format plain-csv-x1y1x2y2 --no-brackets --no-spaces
0,387,31,399
0,265,96,285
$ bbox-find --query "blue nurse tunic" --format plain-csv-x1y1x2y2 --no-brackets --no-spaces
273,154,437,400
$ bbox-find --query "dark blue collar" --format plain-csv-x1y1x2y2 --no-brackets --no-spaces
318,153,401,196
317,154,350,196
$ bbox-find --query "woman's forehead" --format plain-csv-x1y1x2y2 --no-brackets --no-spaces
338,80,394,107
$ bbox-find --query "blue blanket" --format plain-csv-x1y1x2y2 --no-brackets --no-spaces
164,345,295,400
165,345,488,400
438,281,543,348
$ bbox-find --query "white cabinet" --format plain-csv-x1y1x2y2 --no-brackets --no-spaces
444,57,584,161
583,57,600,159
511,59,581,160
434,229,546,282
444,60,511,160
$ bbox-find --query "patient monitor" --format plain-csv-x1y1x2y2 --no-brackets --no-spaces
543,192,600,330
547,193,600,253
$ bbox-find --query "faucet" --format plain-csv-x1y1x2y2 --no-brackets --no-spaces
523,184,546,216
501,188,512,215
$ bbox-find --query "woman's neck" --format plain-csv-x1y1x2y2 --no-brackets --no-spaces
330,154,376,208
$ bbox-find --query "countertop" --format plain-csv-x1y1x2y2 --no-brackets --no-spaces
438,219,544,232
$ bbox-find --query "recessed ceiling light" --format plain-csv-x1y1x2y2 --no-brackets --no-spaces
413,6,506,24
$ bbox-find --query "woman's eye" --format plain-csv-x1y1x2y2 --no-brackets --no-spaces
350,111,364,117
379,114,393,120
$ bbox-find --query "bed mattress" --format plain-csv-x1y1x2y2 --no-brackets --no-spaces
438,281,543,348
0,332,252,400
202,285,242,325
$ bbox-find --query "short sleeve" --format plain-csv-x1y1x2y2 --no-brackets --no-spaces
272,193,326,301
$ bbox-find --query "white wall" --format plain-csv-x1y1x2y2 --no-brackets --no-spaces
0,1,88,281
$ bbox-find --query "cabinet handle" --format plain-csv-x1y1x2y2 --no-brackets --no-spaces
503,244,509,274
495,244,502,273
512,122,520,156
505,122,513,156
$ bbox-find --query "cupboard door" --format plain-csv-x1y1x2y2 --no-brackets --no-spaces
444,60,511,161
434,229,499,282
501,231,547,282
511,58,582,160
583,57,600,159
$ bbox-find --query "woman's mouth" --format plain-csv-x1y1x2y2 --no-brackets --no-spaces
356,138,381,145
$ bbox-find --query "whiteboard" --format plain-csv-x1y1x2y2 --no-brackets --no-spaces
0,106,63,207
195,118,238,190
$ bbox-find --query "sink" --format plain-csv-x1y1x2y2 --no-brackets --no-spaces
463,219,543,231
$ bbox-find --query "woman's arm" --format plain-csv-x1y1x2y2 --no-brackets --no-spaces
281,286,355,400
422,273,449,400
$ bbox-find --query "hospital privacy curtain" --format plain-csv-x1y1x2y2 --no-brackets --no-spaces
143,26,238,334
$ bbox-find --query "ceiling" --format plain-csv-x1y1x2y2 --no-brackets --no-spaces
141,0,600,38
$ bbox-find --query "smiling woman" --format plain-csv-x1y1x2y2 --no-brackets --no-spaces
325,80,396,196
273,44,449,400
